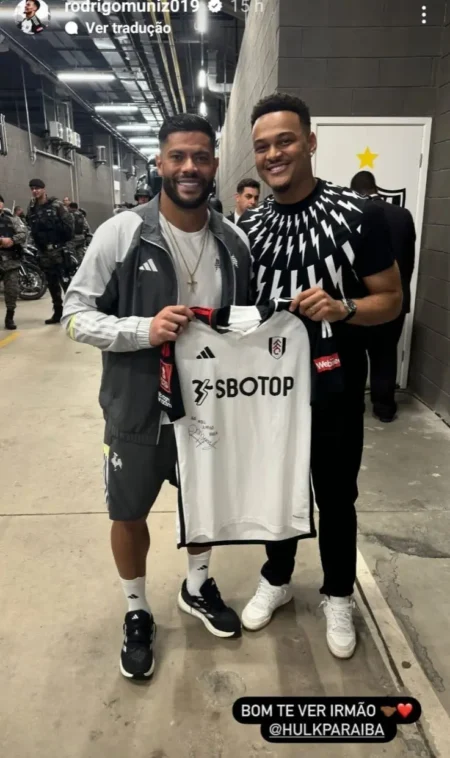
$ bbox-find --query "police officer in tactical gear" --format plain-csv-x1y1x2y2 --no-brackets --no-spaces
26,179,75,324
134,185,152,205
0,195,27,330
68,202,92,263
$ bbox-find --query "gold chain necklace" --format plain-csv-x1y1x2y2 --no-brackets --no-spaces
163,218,209,291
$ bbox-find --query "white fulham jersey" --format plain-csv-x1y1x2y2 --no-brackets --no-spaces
158,300,343,547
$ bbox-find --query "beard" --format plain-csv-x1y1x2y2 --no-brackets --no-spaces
162,175,214,209
271,181,292,193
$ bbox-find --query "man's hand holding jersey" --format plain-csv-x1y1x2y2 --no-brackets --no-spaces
149,305,194,346
289,287,346,323
289,263,402,327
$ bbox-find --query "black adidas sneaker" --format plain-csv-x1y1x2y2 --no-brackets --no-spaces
120,610,156,680
177,578,241,638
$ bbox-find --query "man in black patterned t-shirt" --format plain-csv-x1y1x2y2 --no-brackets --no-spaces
238,93,402,659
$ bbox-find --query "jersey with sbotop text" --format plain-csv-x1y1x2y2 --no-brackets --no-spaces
158,300,343,548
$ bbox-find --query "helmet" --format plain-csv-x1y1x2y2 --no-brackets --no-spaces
134,183,152,202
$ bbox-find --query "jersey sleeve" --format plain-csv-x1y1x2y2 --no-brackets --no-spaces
158,342,186,422
353,201,396,279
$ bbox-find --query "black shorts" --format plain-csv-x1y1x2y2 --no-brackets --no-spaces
103,424,178,521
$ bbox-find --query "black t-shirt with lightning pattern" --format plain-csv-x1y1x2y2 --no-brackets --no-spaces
239,179,395,362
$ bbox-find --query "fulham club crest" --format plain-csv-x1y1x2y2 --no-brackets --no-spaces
269,337,286,360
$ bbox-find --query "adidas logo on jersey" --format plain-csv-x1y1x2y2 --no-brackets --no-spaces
139,259,158,272
196,347,215,359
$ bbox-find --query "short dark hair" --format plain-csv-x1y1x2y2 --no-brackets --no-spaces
236,178,260,194
69,201,78,209
29,0,40,8
251,92,311,130
350,171,377,194
0,195,4,203
158,113,216,150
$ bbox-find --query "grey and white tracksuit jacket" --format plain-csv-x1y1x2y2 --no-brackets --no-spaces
61,195,252,445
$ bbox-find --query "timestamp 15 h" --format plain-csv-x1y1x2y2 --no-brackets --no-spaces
230,0,265,13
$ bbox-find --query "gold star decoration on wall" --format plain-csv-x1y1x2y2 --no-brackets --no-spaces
357,146,379,169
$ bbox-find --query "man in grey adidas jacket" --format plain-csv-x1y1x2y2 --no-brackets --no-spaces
62,114,251,680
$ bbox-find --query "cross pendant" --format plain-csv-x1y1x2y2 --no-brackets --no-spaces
187,278,197,290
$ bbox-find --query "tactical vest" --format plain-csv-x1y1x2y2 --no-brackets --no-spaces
28,199,70,248
0,212,21,258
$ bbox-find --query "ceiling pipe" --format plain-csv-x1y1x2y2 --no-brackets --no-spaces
118,9,173,118
0,29,147,162
149,8,181,113
94,21,164,125
162,10,187,113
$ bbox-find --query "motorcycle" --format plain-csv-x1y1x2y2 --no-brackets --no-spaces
18,245,47,301
18,244,80,300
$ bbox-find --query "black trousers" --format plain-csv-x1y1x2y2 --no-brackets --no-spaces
43,264,69,309
261,350,367,597
367,315,405,420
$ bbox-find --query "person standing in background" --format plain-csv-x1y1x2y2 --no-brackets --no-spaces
226,178,260,223
68,202,92,263
26,179,74,324
0,194,27,330
14,207,28,225
350,171,416,422
134,186,153,206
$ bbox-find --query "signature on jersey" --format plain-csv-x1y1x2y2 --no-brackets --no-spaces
188,424,219,451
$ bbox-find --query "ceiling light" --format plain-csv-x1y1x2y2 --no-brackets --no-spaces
58,72,115,82
113,165,120,169
198,69,207,88
117,124,158,132
129,137,160,145
195,2,208,34
95,104,139,113
140,147,158,155
199,101,208,117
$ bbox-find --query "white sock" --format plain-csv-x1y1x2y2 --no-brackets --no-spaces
186,550,211,596
120,576,151,614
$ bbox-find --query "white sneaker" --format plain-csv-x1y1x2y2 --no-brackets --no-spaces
242,576,294,631
320,596,356,659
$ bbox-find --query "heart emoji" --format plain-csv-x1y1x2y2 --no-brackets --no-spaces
397,703,413,718
380,706,396,718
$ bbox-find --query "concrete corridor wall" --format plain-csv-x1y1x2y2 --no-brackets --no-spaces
217,0,280,211
0,122,141,231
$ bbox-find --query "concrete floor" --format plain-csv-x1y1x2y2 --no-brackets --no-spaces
1,296,448,758
358,396,450,713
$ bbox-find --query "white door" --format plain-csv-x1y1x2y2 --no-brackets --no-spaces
311,117,431,388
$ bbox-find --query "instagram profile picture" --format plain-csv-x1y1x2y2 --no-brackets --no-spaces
15,0,49,35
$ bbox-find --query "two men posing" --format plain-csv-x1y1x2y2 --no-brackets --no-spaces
62,94,402,680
